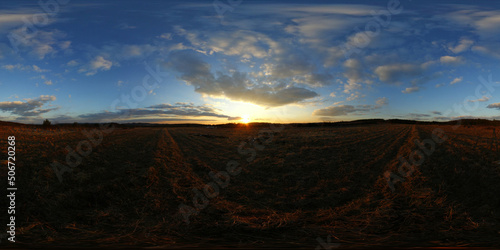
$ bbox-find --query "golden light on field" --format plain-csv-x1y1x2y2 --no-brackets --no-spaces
241,114,251,124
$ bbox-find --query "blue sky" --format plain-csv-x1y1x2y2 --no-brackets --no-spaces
1,0,500,124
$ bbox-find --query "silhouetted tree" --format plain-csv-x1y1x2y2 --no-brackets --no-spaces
42,119,52,127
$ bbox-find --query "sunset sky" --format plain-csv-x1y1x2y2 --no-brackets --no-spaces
1,0,500,124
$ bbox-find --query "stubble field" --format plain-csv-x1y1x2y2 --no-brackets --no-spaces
0,123,499,248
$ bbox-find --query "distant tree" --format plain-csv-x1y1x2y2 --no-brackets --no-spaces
42,119,52,127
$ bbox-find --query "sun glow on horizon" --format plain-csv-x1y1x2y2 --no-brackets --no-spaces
241,114,251,124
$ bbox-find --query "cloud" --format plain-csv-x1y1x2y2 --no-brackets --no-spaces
471,44,500,59
343,59,363,81
292,73,333,87
66,60,79,67
77,102,239,122
376,97,388,106
72,43,159,74
346,92,362,101
410,71,443,87
374,64,424,84
280,4,384,15
408,113,431,119
91,56,112,71
431,111,442,115
441,9,500,59
0,13,30,26
267,52,316,79
372,60,439,90
487,103,500,109
0,95,57,116
166,51,318,107
44,80,53,85
448,37,474,53
277,6,378,66
287,15,358,42
32,65,48,73
3,64,22,70
159,33,173,40
342,58,369,92
227,116,241,121
468,96,490,103
444,8,500,40
402,86,420,94
174,25,333,87
8,28,70,59
409,113,430,117
177,28,275,59
119,44,158,59
53,116,216,124
147,102,233,118
118,23,136,30
75,43,161,75
343,81,362,94
79,56,113,75
440,55,464,65
313,97,384,117
2,64,49,72
313,104,377,117
450,76,463,85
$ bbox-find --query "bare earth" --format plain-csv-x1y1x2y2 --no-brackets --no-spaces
0,123,499,248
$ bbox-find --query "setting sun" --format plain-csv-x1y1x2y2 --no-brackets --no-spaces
241,114,251,124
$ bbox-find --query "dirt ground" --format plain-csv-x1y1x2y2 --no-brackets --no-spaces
0,123,499,248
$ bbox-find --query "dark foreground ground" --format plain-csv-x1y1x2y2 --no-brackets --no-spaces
0,123,499,248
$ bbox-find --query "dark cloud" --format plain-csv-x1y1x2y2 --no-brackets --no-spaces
374,63,424,84
409,113,431,117
487,103,500,109
293,73,333,87
147,102,231,117
165,51,319,107
313,96,389,117
76,102,238,123
312,104,377,117
0,95,58,116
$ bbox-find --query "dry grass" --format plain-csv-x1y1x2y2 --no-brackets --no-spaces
0,124,499,248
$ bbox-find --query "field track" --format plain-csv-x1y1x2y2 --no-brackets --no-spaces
0,124,499,248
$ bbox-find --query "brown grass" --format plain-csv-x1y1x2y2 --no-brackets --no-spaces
0,124,499,248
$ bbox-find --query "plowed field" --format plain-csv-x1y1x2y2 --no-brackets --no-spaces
0,124,499,248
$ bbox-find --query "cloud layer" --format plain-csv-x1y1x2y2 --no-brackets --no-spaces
76,102,238,123
166,51,319,107
0,95,57,116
